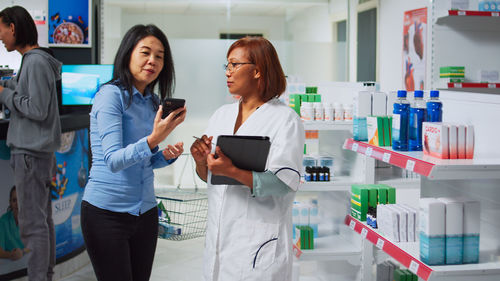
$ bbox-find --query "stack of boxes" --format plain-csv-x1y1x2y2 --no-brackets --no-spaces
423,122,475,159
294,225,315,250
439,66,465,88
377,261,418,281
353,90,393,146
350,184,396,223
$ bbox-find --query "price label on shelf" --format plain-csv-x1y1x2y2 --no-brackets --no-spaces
383,153,391,163
376,238,385,250
493,12,499,17
488,83,496,89
409,260,420,274
349,220,356,230
361,228,368,239
458,11,466,16
454,83,462,88
352,143,359,152
365,147,373,157
406,160,416,172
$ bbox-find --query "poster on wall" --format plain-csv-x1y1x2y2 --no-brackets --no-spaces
48,0,91,47
403,7,427,91
0,129,88,279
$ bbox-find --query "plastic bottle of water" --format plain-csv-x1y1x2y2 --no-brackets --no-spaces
409,90,426,151
392,90,410,151
426,90,443,122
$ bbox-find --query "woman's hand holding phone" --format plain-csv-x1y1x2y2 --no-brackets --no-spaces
147,105,186,149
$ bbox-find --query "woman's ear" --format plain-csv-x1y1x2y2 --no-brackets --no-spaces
253,68,261,79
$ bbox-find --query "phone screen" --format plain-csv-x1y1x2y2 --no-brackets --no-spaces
162,98,185,119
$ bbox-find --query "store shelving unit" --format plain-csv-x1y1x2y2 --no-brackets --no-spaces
344,215,500,281
343,138,500,180
300,233,362,262
303,120,353,131
300,176,359,192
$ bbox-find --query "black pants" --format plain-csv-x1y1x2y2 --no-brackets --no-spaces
81,200,158,281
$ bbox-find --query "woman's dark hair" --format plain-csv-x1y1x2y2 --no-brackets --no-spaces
0,6,38,47
109,24,175,110
227,37,286,101
7,186,16,212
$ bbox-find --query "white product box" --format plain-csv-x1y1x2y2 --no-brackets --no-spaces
438,198,464,265
400,204,417,242
354,91,372,118
477,70,499,83
448,124,458,159
423,122,449,159
392,205,409,242
466,124,475,159
457,125,466,159
377,204,400,242
419,198,446,265
458,198,480,264
372,92,387,116
386,91,397,116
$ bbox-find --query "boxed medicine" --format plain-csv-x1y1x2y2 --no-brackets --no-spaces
448,124,458,159
459,198,480,264
457,124,466,159
351,185,369,221
466,124,475,159
372,91,387,116
367,116,385,146
423,122,449,159
419,198,446,265
438,198,464,265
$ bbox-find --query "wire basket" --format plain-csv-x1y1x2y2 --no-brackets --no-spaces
156,154,208,241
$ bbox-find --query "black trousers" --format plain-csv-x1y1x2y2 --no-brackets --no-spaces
81,200,158,281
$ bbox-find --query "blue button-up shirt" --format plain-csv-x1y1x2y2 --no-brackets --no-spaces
83,83,175,215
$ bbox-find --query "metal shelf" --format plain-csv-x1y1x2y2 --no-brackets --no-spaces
303,120,353,131
345,215,500,281
343,139,500,180
300,233,361,262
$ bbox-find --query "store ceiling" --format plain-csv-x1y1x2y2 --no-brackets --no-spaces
104,0,328,17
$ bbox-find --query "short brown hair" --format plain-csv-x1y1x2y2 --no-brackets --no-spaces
227,37,286,101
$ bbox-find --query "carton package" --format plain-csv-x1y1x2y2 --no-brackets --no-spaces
448,124,458,159
400,204,417,242
372,91,387,116
423,122,449,159
391,205,408,242
466,124,475,159
376,185,388,204
459,198,480,263
367,116,385,146
354,91,373,118
457,124,466,159
419,198,445,265
383,116,391,147
438,198,464,265
351,185,369,221
377,204,400,242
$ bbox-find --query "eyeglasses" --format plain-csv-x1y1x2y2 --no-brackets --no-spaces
223,62,254,73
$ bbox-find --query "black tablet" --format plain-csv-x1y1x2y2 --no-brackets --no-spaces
210,135,271,185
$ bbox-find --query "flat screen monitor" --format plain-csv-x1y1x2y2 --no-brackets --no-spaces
61,64,114,106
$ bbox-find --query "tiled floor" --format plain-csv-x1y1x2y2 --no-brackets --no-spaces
59,237,205,281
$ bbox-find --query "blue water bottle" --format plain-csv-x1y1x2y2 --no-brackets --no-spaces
409,90,426,151
426,90,443,122
392,90,410,151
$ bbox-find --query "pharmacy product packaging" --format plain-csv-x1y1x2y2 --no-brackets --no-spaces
423,122,449,159
351,185,369,221
458,198,480,264
386,92,397,116
448,124,458,159
376,185,388,204
354,91,372,117
438,198,464,264
466,124,475,159
400,204,417,242
391,205,408,242
377,204,400,242
378,184,396,204
383,116,391,146
457,124,466,159
419,198,445,265
367,116,385,146
376,262,390,281
372,91,387,116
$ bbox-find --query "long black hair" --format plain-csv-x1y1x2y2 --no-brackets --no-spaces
109,24,175,109
0,6,38,47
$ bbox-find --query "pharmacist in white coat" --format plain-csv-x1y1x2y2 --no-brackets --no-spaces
191,37,304,281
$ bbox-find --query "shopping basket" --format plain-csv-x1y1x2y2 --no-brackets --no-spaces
156,153,208,241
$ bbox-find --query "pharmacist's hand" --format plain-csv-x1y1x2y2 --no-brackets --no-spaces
190,135,213,166
163,142,184,160
10,248,23,261
207,146,235,177
148,105,186,149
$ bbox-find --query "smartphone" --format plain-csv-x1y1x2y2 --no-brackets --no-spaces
161,98,185,119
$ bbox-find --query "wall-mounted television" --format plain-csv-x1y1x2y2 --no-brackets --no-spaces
59,64,113,114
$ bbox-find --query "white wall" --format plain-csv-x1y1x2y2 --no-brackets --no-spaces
378,0,432,92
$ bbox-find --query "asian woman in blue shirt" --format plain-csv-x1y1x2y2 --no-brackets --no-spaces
80,24,186,281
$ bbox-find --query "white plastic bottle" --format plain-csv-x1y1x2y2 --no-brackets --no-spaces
300,102,314,121
323,102,334,122
344,104,353,120
334,103,344,121
314,102,324,121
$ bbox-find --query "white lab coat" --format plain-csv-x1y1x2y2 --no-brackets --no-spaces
203,98,305,281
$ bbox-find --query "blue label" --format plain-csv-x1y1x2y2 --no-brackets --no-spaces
420,232,445,265
353,117,368,141
392,103,410,151
445,235,464,264
463,235,480,263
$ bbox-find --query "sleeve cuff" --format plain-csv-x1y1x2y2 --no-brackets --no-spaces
135,136,155,159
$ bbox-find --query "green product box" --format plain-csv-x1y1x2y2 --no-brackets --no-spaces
403,269,415,281
378,184,396,204
300,94,309,103
439,66,465,76
383,116,391,147
314,94,321,102
351,208,366,221
308,95,316,102
351,185,369,221
368,186,378,208
367,116,385,146
388,116,393,144
393,269,407,281
376,185,388,204
307,226,314,249
288,94,301,115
